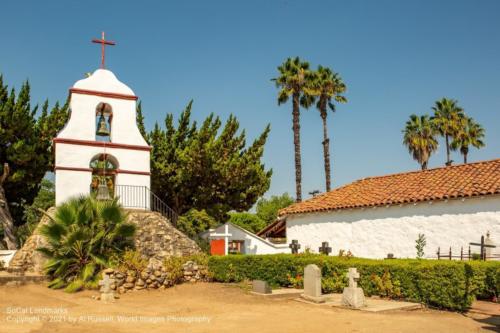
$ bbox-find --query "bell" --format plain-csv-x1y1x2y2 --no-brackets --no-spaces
96,177,111,200
96,113,110,137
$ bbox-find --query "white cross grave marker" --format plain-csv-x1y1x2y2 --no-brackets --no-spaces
347,267,360,288
99,274,114,293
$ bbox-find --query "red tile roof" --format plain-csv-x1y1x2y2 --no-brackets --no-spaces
279,159,500,216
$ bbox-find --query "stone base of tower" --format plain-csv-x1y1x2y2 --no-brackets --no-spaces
8,208,200,274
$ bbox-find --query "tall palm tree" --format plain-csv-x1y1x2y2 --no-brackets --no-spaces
431,98,465,166
272,57,314,202
37,196,135,292
403,114,439,170
311,66,347,192
451,117,485,164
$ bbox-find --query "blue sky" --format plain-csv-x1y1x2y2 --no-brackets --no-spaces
1,1,499,199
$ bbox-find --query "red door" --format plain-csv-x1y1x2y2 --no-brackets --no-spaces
210,239,225,256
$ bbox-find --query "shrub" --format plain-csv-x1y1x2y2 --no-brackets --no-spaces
208,254,500,311
163,254,211,286
37,196,135,292
113,249,148,273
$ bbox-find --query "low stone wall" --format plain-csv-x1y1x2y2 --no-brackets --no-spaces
104,261,209,293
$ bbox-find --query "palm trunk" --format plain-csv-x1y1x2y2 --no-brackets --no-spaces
0,164,18,250
421,161,427,170
321,111,331,192
464,153,467,164
445,134,451,166
292,93,302,202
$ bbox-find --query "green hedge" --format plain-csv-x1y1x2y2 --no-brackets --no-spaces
208,254,500,311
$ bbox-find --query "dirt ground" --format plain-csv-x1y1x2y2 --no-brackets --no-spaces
0,283,498,333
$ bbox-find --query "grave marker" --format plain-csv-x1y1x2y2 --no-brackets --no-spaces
289,240,301,254
341,267,366,308
318,242,332,255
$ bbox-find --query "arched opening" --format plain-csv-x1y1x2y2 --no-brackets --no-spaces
89,153,118,197
95,102,113,142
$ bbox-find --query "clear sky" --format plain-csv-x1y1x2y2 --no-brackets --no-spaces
1,1,499,199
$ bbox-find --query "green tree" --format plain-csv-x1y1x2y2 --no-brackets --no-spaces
37,196,135,292
311,66,347,191
0,75,69,232
17,179,55,245
136,100,148,141
228,212,266,233
431,98,465,166
177,209,218,238
256,193,294,226
403,114,438,170
451,117,485,164
272,57,315,202
150,101,272,221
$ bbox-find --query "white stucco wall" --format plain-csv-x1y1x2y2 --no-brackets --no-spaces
286,195,500,259
208,223,288,255
58,69,147,147
54,68,150,208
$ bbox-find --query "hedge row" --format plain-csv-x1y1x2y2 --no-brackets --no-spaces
207,254,500,311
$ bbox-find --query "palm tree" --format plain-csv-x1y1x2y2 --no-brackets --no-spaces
431,98,465,166
311,66,347,192
272,57,314,202
37,196,135,292
451,117,485,164
403,114,439,170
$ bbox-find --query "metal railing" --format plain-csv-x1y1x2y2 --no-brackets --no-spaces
114,185,178,226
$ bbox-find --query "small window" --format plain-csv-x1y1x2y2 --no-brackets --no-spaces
228,240,245,254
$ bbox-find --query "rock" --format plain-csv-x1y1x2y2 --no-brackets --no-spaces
146,278,152,284
117,286,126,294
103,268,114,274
136,279,145,287
127,270,137,278
140,271,149,280
135,285,145,290
123,283,135,289
110,284,116,290
125,276,136,283
115,272,124,279
154,270,162,277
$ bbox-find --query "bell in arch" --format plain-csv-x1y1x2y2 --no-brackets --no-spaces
96,177,111,200
96,113,110,137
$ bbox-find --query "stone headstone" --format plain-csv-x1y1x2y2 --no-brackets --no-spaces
341,267,365,308
252,280,271,294
98,274,115,303
303,264,322,299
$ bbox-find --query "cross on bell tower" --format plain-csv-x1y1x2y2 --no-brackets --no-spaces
92,32,116,69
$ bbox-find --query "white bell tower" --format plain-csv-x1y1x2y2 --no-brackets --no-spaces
54,33,150,208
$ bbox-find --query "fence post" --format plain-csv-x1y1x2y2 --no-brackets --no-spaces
437,247,440,260
449,247,452,260
468,246,471,261
460,246,463,261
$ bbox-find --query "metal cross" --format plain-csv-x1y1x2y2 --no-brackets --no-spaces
92,32,116,69
347,267,360,288
98,274,115,293
318,242,332,255
289,239,301,254
470,235,496,260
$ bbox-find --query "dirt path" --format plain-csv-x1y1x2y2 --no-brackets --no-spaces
0,283,497,333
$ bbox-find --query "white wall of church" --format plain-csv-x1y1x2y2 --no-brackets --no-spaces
55,144,150,173
55,169,92,205
55,136,150,207
286,195,500,259
57,69,147,147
